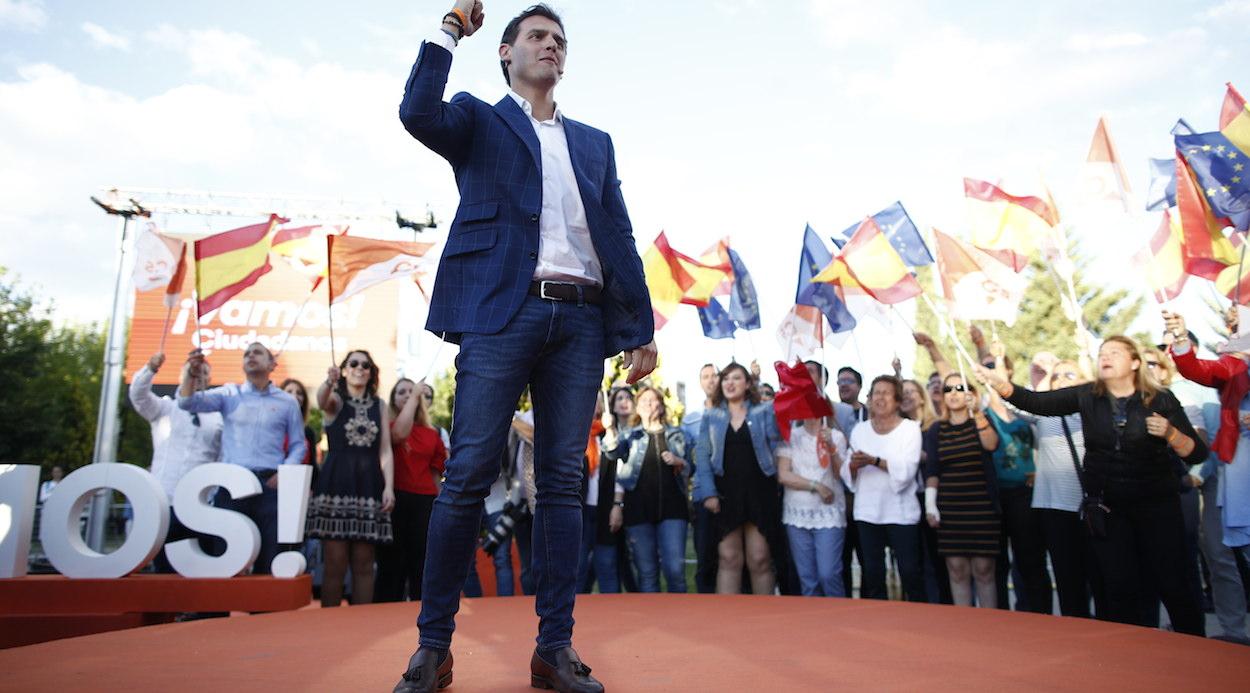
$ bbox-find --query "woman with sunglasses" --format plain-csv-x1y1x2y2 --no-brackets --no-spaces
976,336,1208,635
923,374,999,607
1024,360,1105,618
308,350,395,606
375,378,446,602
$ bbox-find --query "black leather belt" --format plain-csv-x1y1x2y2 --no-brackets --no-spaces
529,280,602,305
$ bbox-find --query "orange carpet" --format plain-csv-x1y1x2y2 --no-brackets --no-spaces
1,594,1246,691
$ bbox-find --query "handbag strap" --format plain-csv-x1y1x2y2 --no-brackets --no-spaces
1058,415,1087,497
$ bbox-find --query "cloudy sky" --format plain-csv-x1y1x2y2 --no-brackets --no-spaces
1,0,1247,395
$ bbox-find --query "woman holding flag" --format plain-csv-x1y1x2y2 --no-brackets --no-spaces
975,337,1208,635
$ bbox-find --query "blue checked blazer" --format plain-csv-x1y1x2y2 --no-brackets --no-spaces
399,42,654,358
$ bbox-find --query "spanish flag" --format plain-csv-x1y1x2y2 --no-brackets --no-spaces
813,217,920,304
963,178,1059,272
1220,82,1249,147
1175,152,1237,280
271,224,348,288
194,214,283,315
641,232,731,329
1133,210,1187,303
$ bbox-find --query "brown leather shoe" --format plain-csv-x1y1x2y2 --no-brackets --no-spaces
393,648,453,692
530,647,604,692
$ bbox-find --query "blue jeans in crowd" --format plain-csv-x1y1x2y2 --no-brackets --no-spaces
785,525,846,597
418,296,604,651
485,509,534,596
212,470,281,575
625,519,688,593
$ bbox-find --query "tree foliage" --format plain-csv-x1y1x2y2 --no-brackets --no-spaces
0,268,150,474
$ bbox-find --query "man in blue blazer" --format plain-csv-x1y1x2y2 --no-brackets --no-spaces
394,3,655,692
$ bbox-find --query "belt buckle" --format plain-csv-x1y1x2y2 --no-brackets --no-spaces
539,280,559,301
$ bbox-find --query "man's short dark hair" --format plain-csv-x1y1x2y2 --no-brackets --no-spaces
837,366,862,386
499,4,565,86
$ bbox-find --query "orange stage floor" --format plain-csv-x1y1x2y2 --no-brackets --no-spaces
1,594,1246,691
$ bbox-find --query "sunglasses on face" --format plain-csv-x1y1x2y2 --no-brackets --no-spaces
943,384,970,393
347,359,371,370
836,378,857,386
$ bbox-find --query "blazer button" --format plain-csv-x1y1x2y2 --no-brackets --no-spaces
530,213,539,223
529,252,537,259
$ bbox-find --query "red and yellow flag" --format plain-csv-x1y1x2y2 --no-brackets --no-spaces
194,214,283,315
1175,152,1236,280
641,232,731,329
813,217,920,304
1133,210,1187,303
963,178,1059,272
271,224,348,289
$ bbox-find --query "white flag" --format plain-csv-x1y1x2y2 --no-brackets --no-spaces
775,305,824,361
132,223,185,292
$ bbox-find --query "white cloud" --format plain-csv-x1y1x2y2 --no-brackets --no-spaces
81,22,130,51
1064,32,1149,52
0,26,459,323
1200,0,1250,20
0,0,45,31
807,0,926,46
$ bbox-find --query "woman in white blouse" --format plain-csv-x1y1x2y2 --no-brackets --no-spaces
777,419,847,596
839,375,925,601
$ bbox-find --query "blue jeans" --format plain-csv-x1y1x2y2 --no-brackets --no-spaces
625,519,688,593
485,509,533,597
418,296,604,651
578,505,596,593
212,472,281,575
785,525,846,597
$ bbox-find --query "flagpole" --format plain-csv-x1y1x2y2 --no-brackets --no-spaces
192,290,202,350
273,283,319,359
1237,242,1248,306
328,298,338,365
158,303,175,353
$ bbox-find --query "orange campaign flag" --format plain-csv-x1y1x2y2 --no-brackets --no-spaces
1220,82,1247,131
1079,116,1133,211
194,214,283,316
963,178,1060,272
164,244,188,309
326,235,436,305
1174,152,1236,281
1135,209,1187,303
813,217,921,304
932,228,1027,325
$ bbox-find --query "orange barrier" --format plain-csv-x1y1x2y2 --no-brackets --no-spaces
0,574,310,649
1,593,1245,691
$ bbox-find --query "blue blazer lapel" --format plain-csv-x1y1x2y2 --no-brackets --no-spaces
494,96,541,172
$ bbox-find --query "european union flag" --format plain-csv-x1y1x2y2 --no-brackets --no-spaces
1145,158,1176,212
1176,131,1250,232
726,248,760,330
797,225,856,333
697,299,736,339
837,201,933,266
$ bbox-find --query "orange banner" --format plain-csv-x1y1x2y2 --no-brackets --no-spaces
126,258,401,388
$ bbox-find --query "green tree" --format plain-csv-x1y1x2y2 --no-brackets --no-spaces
0,268,154,473
914,243,1143,375
428,365,456,432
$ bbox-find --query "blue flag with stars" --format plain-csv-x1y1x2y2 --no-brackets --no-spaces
837,201,933,266
797,225,856,333
1176,131,1250,231
726,248,760,330
697,299,736,339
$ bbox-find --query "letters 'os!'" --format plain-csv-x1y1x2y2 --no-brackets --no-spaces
0,463,311,580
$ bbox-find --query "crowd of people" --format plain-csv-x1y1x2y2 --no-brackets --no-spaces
104,308,1250,644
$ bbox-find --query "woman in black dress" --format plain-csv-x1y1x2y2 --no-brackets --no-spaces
923,374,1000,607
977,336,1207,634
307,349,395,606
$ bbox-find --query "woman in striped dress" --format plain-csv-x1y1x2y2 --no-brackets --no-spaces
923,373,1001,607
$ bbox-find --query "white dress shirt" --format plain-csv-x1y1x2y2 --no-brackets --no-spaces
429,30,604,286
129,365,223,500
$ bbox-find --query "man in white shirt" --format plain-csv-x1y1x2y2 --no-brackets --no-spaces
129,352,223,572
